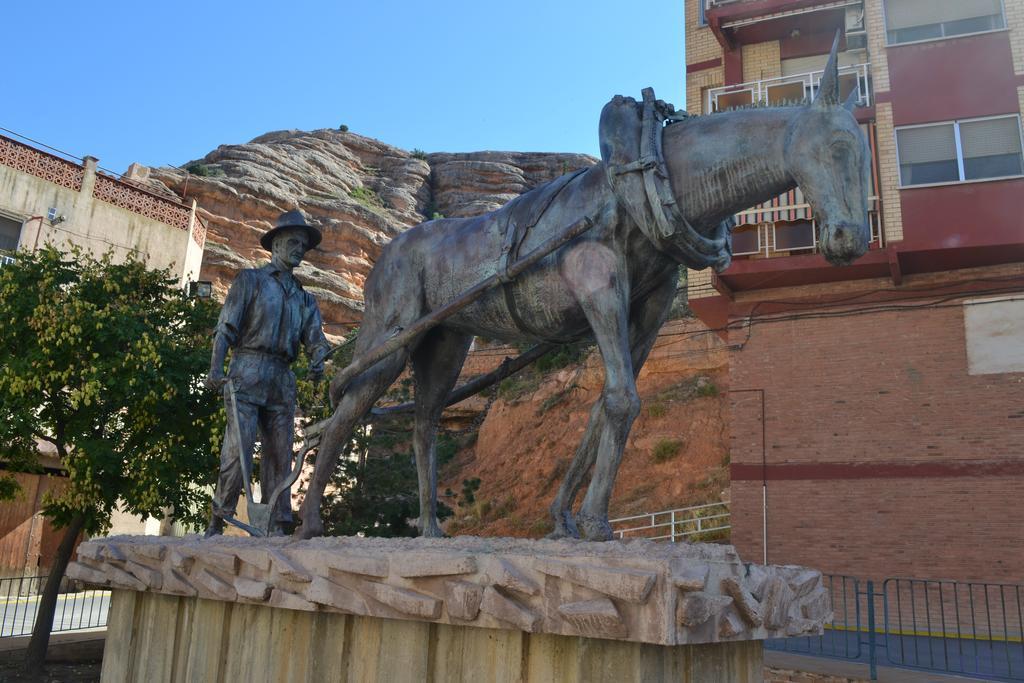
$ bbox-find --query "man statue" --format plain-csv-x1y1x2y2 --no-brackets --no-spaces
204,210,330,537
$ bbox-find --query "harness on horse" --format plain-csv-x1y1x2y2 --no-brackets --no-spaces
498,167,590,342
604,88,733,273
492,87,732,343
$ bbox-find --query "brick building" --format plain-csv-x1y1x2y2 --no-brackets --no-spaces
0,134,210,575
683,0,1024,583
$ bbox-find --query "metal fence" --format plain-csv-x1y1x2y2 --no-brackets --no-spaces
609,501,730,542
768,575,1024,681
0,574,109,638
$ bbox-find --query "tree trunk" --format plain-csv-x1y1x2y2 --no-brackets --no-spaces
23,512,86,677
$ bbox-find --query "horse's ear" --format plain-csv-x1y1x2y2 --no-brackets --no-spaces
842,84,859,112
813,30,842,108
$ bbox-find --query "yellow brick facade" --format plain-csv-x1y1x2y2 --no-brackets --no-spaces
1006,0,1024,75
687,67,725,114
686,0,726,114
862,0,892,93
873,102,904,243
741,41,782,82
687,267,716,299
685,0,725,65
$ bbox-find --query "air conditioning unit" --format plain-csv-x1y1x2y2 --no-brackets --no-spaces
846,31,867,50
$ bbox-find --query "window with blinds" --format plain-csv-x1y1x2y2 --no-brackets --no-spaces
961,117,1024,180
896,115,1023,187
897,124,959,185
885,0,1005,44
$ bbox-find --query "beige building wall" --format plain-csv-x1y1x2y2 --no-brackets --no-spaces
742,41,782,82
686,0,726,114
1008,0,1024,121
1006,0,1024,75
863,0,892,92
686,0,724,65
873,102,904,243
0,143,204,285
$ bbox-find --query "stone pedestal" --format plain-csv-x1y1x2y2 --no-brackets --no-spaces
69,536,831,682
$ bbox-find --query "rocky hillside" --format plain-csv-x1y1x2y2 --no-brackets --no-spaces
144,129,595,336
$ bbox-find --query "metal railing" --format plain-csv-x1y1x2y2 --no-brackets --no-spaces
768,575,1024,681
706,63,872,114
730,195,883,259
0,254,14,268
609,501,730,542
0,574,109,638
883,578,1024,679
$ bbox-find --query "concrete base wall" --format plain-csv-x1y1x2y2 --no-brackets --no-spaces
100,589,764,683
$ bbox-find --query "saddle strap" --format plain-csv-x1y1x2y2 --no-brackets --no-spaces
607,88,732,272
500,167,589,343
640,88,732,271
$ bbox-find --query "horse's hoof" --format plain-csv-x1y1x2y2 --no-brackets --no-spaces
546,511,580,540
419,520,446,539
576,512,613,542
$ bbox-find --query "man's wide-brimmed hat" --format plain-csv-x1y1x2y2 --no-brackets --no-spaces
260,210,323,252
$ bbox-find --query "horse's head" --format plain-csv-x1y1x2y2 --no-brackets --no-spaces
785,37,872,266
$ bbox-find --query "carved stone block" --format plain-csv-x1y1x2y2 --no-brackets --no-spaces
444,580,484,621
306,577,368,615
557,598,627,639
676,592,732,628
480,587,540,632
362,581,441,619
69,535,830,646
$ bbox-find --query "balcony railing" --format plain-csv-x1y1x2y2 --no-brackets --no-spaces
610,501,730,542
730,191,883,259
706,62,872,114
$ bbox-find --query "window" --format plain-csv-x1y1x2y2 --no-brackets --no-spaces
0,216,21,252
896,116,1023,187
885,0,1005,45
698,0,707,26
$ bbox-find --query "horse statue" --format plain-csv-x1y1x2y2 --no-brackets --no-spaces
296,37,871,541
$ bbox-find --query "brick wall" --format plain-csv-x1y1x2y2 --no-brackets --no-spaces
1006,0,1024,75
687,67,725,114
873,102,904,243
863,0,891,92
727,274,1024,583
686,0,724,65
742,41,782,82
685,0,725,114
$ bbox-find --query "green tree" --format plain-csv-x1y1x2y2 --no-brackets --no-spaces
0,246,221,676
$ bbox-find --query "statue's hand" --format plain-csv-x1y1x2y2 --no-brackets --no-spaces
205,370,227,392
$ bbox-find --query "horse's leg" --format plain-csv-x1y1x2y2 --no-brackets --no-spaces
296,331,410,540
410,327,473,538
560,258,637,542
548,273,677,538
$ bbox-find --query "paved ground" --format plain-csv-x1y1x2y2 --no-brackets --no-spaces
767,651,999,682
0,592,109,638
769,631,1024,682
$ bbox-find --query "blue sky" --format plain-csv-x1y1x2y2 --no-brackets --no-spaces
3,1,685,174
